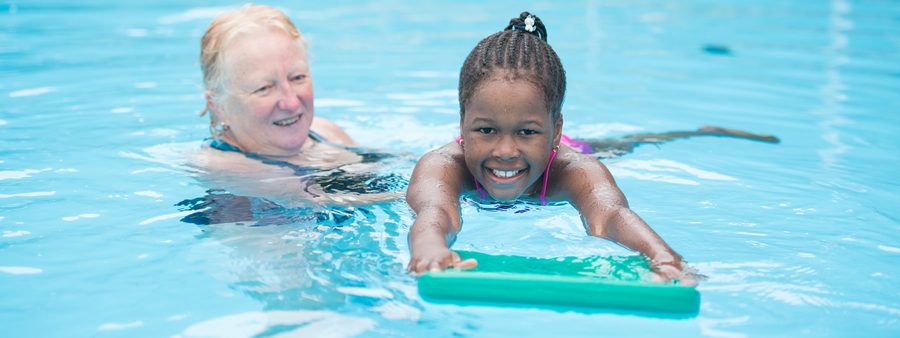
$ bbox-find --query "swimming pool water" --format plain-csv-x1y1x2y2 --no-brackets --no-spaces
2,1,899,337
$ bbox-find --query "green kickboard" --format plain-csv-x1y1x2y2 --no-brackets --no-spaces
418,251,700,314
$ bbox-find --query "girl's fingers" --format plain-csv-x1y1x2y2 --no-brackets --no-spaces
678,275,698,287
650,271,669,284
449,251,477,270
409,251,482,275
653,264,700,286
408,260,441,275
452,258,478,270
428,261,442,273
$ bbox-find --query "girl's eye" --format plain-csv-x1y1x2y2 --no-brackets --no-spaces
519,129,539,135
477,127,495,134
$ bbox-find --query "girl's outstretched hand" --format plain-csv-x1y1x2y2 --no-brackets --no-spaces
650,260,704,287
407,247,478,276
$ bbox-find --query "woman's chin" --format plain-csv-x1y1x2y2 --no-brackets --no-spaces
248,143,303,157
269,135,310,155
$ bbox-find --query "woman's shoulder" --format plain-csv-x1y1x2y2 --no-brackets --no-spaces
311,117,355,146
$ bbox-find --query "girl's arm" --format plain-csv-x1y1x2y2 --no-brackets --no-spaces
406,143,478,274
557,151,697,285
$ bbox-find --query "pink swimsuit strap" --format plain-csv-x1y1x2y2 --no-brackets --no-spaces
456,136,558,205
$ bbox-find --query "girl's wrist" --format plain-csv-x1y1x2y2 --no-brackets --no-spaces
649,252,682,268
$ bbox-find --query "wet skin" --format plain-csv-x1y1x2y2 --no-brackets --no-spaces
460,77,562,201
213,28,315,156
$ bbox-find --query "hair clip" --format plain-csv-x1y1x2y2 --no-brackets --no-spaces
524,15,536,32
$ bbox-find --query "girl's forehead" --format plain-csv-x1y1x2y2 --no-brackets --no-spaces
463,95,551,127
469,79,546,110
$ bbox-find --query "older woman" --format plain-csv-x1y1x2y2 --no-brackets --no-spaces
191,4,399,209
201,4,352,155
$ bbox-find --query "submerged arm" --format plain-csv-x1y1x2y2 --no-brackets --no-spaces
586,125,779,159
194,145,400,209
406,143,477,274
559,154,696,284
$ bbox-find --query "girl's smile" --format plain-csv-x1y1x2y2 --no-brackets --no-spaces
460,75,561,201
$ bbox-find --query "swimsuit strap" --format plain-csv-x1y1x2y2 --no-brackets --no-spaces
208,130,332,176
539,147,558,205
474,178,487,201
209,138,243,153
210,129,329,153
308,129,327,143
457,135,556,204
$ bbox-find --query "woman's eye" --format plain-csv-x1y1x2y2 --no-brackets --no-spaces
253,85,272,94
477,128,495,134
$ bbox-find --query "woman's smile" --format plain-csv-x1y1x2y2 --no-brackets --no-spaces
273,114,301,127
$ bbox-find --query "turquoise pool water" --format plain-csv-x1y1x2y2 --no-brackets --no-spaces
2,1,899,337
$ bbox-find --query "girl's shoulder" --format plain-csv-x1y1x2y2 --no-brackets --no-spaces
420,141,465,165
549,147,626,206
552,148,616,188
411,142,470,184
555,146,609,171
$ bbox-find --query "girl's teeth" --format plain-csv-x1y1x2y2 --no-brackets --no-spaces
274,116,299,126
491,169,520,178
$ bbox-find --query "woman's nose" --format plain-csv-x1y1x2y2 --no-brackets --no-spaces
275,82,301,111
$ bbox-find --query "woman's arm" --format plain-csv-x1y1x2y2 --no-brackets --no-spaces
406,143,477,274
556,152,696,285
193,146,399,208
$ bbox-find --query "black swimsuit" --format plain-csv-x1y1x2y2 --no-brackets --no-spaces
209,132,404,194
209,131,327,175
192,130,409,214
180,132,407,226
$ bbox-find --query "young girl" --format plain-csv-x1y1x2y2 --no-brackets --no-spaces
406,12,763,284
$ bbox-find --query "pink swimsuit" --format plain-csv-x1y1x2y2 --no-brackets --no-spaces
560,134,592,154
457,134,589,205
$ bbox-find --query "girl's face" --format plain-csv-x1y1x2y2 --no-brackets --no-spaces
461,76,561,201
214,28,314,156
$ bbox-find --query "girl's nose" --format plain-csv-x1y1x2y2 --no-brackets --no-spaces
493,135,520,160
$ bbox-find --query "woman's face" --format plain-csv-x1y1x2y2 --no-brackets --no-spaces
215,28,314,156
461,77,561,201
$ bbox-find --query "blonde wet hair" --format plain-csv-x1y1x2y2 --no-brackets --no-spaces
199,4,307,117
